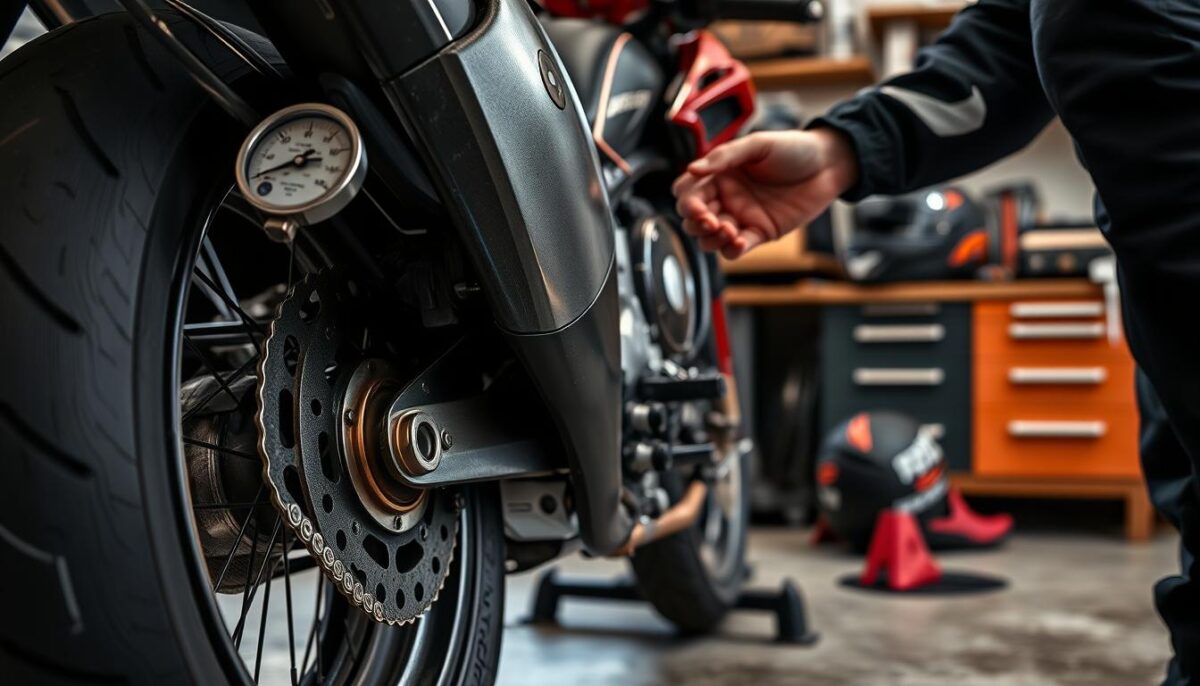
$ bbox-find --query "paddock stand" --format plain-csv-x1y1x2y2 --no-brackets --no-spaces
525,568,820,645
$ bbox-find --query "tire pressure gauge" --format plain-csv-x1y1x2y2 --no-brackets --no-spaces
235,103,367,241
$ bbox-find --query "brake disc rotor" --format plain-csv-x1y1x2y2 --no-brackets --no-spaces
257,272,458,625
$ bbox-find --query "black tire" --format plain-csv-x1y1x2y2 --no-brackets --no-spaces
630,449,750,633
0,14,503,685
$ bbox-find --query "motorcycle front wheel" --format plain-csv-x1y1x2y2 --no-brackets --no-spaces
0,14,503,685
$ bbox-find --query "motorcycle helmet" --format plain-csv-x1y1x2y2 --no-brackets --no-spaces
842,186,989,282
816,411,1012,550
816,411,949,548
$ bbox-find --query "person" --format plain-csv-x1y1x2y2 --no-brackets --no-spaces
673,1,1200,682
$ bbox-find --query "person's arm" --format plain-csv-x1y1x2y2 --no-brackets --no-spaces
816,0,1052,200
674,0,1052,257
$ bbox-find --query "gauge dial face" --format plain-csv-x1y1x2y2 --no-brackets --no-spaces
236,104,366,224
245,114,352,208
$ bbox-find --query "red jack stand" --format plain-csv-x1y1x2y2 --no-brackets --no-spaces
859,509,942,591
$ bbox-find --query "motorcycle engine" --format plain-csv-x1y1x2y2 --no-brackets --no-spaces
616,211,707,384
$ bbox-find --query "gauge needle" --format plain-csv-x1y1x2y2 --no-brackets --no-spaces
252,148,322,178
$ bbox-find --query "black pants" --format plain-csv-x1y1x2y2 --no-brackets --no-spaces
1034,4,1200,681
1137,367,1200,684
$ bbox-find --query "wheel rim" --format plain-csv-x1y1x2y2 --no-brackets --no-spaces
167,187,473,685
698,445,746,583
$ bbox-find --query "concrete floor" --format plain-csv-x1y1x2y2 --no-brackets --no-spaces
498,528,1179,686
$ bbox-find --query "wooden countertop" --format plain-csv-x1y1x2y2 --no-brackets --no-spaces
724,278,1103,306
867,4,964,37
747,55,876,90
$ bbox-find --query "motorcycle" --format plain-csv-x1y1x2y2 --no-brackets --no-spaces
0,0,819,682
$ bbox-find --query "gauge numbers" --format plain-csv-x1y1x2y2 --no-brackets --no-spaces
235,103,367,225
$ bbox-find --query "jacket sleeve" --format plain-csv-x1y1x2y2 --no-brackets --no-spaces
809,0,1052,200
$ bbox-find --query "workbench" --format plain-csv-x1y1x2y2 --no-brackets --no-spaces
726,277,1155,541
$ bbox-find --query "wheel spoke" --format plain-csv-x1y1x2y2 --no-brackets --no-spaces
300,577,324,679
272,552,318,577
212,484,266,591
193,269,268,338
233,515,282,648
184,320,264,346
252,559,273,683
181,436,258,462
192,265,235,320
179,339,246,409
181,354,261,424
282,530,299,686
233,519,262,649
193,501,265,511
202,238,241,315
316,589,326,684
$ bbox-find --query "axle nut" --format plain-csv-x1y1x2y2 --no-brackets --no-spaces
390,410,443,477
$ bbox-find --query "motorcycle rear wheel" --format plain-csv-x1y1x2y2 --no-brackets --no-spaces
0,14,503,685
630,442,750,633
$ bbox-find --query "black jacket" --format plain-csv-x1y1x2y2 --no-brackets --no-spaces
815,3,1200,683
813,0,1052,201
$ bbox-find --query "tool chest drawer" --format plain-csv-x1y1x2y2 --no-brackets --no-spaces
972,401,1140,478
820,302,972,470
822,302,972,367
974,357,1136,408
975,299,1128,365
972,298,1139,478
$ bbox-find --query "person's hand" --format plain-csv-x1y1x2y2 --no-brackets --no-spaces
672,128,859,259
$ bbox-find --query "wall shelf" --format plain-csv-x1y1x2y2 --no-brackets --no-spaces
867,3,963,37
748,55,875,90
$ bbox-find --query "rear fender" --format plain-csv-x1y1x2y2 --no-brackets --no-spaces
382,0,631,554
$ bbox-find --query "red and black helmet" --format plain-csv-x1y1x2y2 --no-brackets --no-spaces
816,411,949,548
842,187,989,283
816,411,1013,550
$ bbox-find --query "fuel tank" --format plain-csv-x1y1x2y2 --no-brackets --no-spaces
541,18,664,167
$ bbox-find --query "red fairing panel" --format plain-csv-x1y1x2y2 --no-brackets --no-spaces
539,0,649,24
710,297,734,376
668,31,756,158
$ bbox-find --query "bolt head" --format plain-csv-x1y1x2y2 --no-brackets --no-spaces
262,217,298,243
440,430,454,450
344,409,356,425
419,524,429,541
393,516,403,530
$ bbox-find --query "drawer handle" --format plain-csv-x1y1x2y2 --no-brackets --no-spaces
862,302,941,317
1007,420,1107,438
1010,301,1103,319
853,368,944,386
853,324,945,343
1009,367,1108,385
1009,323,1105,340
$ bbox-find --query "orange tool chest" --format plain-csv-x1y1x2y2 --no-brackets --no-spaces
725,279,1154,540
973,299,1139,480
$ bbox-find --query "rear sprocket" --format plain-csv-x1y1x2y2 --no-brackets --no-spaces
256,272,458,625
